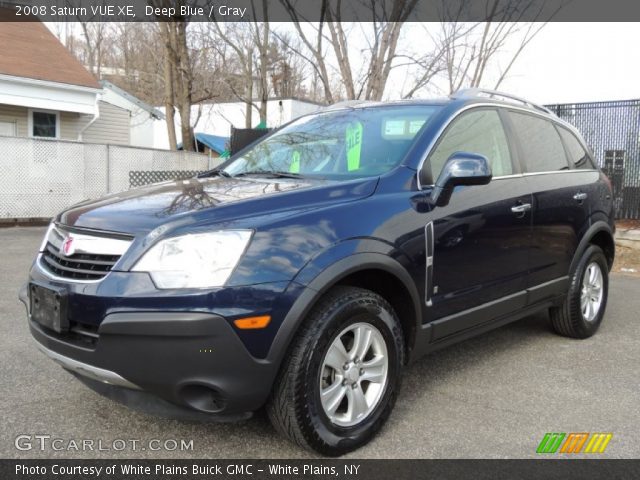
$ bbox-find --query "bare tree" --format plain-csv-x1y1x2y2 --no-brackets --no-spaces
438,0,556,94
209,23,258,127
269,32,309,99
157,19,195,150
58,20,166,106
162,37,178,150
107,23,165,105
153,1,226,150
278,0,335,103
63,0,112,77
279,0,418,103
211,1,275,127
397,25,449,99
78,22,109,77
254,0,271,123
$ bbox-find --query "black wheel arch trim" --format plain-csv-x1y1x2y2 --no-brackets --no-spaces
570,220,615,274
266,252,422,368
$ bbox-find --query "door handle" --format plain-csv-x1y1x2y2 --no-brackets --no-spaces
511,203,532,214
573,192,588,201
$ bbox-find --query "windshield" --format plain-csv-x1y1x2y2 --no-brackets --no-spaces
222,105,441,180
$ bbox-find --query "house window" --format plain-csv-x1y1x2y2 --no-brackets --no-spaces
29,110,59,138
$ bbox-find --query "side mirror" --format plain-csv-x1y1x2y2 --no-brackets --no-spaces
430,152,492,207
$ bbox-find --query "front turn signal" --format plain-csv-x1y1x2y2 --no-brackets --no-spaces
234,315,271,330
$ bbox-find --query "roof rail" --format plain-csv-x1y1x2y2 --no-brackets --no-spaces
452,88,554,115
322,99,381,111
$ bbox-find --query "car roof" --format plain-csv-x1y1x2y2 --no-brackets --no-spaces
322,89,576,131
325,89,549,114
321,98,448,111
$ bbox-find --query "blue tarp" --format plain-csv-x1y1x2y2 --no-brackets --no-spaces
194,133,228,154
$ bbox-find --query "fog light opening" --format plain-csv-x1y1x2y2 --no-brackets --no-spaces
180,384,227,413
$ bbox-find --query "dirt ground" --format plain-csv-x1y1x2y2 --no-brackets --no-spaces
613,244,640,275
614,220,640,276
616,219,640,231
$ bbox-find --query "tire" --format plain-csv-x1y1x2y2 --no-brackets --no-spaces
550,245,609,339
267,286,405,456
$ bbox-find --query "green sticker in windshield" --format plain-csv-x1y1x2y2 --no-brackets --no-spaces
289,150,301,173
346,122,363,171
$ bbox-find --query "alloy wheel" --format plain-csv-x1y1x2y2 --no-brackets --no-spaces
581,262,604,322
319,322,389,427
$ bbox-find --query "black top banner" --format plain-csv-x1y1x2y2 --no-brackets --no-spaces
1,0,640,22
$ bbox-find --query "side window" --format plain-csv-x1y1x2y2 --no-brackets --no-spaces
428,109,512,181
30,110,59,139
509,112,569,172
558,126,595,169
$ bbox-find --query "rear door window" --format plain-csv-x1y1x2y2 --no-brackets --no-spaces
558,126,595,170
508,111,570,173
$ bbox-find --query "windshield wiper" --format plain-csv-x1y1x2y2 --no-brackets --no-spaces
199,168,232,178
234,170,311,179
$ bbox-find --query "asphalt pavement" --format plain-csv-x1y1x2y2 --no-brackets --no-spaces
1,227,639,459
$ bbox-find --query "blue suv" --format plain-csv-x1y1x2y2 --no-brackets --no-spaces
21,89,615,455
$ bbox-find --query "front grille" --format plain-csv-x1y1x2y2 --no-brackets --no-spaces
40,242,121,281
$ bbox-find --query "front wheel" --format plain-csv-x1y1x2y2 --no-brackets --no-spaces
267,286,404,456
550,245,609,338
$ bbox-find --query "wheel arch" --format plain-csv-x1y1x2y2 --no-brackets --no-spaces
267,252,422,369
571,221,615,273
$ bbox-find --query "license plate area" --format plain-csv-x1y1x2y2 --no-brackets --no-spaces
29,283,69,333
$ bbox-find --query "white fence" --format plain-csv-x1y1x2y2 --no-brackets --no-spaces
0,136,221,219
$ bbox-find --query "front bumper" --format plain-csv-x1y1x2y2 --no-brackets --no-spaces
21,282,283,416
32,343,248,421
34,341,140,390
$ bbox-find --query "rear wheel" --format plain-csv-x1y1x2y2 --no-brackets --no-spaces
267,286,404,456
550,245,609,338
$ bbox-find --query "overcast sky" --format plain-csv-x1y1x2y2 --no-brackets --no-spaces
495,23,640,104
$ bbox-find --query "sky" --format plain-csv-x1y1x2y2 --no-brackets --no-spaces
495,23,640,104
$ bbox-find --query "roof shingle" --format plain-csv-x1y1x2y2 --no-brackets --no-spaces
0,9,101,89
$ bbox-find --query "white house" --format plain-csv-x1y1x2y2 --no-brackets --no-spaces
0,12,162,147
153,98,321,150
100,80,165,148
0,11,102,141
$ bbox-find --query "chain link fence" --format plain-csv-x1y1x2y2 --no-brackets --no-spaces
0,136,219,220
547,100,640,219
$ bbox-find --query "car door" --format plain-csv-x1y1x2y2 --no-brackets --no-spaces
557,124,602,220
421,107,533,339
506,111,593,298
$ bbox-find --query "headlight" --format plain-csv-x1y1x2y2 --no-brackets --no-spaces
132,230,252,289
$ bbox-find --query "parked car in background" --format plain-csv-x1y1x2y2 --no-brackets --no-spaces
21,89,615,456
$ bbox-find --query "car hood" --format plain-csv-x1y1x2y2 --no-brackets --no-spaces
57,175,378,235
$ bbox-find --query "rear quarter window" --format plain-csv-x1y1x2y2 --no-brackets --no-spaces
508,111,570,173
558,126,596,170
